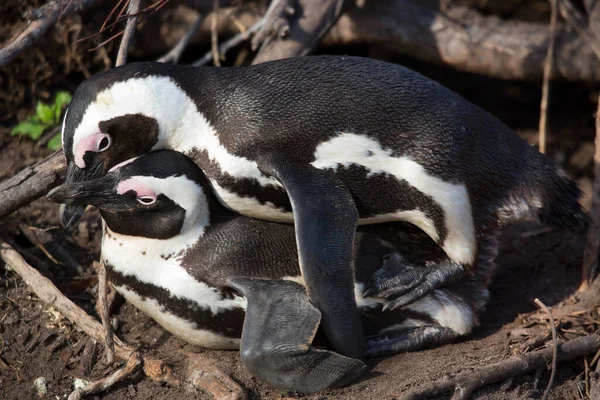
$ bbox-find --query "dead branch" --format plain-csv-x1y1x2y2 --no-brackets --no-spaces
534,298,558,400
94,260,115,364
250,0,295,51
0,0,100,68
115,0,142,66
401,333,600,400
538,0,558,155
558,0,600,60
191,12,263,66
251,0,345,64
211,0,222,66
68,352,142,400
0,151,66,220
323,0,600,82
157,15,204,63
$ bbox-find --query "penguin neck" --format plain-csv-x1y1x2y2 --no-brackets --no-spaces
148,70,224,156
102,212,208,264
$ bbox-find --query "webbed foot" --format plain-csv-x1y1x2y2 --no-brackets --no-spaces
365,326,459,358
363,253,466,311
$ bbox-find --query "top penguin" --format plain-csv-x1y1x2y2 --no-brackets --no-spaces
59,55,587,360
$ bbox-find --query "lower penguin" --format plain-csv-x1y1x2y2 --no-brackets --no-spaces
47,150,495,394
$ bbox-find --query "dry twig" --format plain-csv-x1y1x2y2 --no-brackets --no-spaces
211,0,222,66
534,298,558,400
538,0,558,154
95,260,115,364
192,17,263,66
157,15,204,63
401,334,600,400
68,352,142,400
0,0,100,67
115,0,142,66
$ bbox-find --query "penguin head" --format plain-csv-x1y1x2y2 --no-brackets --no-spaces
48,150,215,240
60,62,192,230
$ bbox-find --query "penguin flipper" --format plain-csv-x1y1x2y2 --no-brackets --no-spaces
261,162,363,359
363,253,466,311
364,326,460,358
228,277,368,394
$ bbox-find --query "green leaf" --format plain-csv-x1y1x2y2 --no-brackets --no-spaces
11,121,47,139
54,91,72,122
55,91,72,108
36,101,55,125
47,133,62,150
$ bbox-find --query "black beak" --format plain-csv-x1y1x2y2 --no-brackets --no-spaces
57,161,107,230
48,175,117,229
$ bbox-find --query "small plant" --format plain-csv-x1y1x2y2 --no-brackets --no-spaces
11,91,72,150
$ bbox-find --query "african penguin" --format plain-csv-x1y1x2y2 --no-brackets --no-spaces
48,150,495,393
58,55,587,360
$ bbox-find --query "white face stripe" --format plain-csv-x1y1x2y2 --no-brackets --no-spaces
61,107,68,149
72,76,281,188
130,175,210,235
311,133,476,265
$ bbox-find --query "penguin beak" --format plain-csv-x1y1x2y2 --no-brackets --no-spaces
58,161,107,230
48,175,117,217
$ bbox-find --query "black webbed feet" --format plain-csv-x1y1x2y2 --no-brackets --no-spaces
363,253,467,311
365,326,460,358
228,277,368,394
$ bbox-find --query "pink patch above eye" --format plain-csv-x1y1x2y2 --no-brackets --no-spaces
117,178,156,199
74,133,111,169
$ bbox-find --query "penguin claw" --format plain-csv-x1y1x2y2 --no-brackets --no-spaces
363,253,467,309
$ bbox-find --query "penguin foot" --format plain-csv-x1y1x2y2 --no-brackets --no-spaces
363,253,466,311
364,326,459,358
228,277,368,394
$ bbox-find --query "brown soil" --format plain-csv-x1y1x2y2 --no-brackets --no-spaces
2,2,600,399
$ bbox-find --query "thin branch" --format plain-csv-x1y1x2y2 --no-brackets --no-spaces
68,352,142,400
0,0,100,67
401,333,600,400
192,19,263,66
538,0,558,154
95,260,114,364
211,0,222,66
534,298,558,400
115,0,142,67
157,15,204,63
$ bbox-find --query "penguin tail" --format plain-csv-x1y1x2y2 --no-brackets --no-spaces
533,168,588,231
498,163,588,231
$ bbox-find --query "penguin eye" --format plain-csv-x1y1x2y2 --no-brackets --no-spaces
98,136,111,152
137,196,156,205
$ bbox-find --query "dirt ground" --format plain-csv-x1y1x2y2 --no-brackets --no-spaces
2,2,600,399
